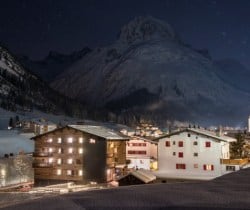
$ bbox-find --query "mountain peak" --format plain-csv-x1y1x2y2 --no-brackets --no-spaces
117,16,178,45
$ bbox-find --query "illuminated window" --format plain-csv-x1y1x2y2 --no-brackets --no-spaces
67,158,73,164
78,148,83,154
205,142,211,147
203,164,214,171
48,138,53,143
48,158,53,163
57,158,62,165
78,170,83,176
67,170,72,175
109,142,114,148
1,169,6,176
114,148,117,153
48,148,53,153
68,148,73,153
79,137,83,144
57,169,62,175
58,148,61,154
89,138,96,144
57,138,62,143
67,137,73,143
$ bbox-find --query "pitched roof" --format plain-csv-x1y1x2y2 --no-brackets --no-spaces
68,125,129,140
118,169,156,183
31,125,129,140
155,128,236,143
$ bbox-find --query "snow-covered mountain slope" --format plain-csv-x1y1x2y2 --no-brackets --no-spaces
52,16,250,125
0,45,86,117
18,47,91,82
215,59,250,93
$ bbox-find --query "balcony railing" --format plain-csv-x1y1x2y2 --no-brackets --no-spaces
220,158,249,165
33,163,54,168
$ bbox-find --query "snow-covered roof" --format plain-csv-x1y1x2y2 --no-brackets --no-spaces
155,128,236,143
68,125,129,140
118,169,156,183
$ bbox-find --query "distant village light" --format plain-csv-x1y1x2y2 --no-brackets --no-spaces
48,158,53,163
57,169,62,175
1,169,6,176
48,138,53,143
68,148,73,153
78,170,83,176
48,148,53,153
89,138,96,144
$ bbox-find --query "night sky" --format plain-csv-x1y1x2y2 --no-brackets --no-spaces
0,0,250,67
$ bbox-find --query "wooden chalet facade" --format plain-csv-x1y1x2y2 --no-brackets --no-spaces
31,125,129,184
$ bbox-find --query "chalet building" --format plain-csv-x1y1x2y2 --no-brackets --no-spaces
31,125,129,185
155,128,237,180
126,136,158,170
118,169,156,186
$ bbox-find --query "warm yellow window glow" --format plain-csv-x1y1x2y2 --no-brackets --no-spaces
67,137,73,143
67,158,73,164
58,148,61,154
48,148,53,153
89,138,96,144
48,158,53,163
110,143,114,148
67,170,72,175
57,159,62,165
78,170,83,176
79,148,83,154
1,169,6,176
79,137,83,143
57,137,62,143
57,169,62,175
48,138,53,143
68,148,73,153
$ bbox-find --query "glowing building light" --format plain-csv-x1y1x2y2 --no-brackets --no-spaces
48,138,53,143
58,148,62,154
48,158,53,163
78,148,83,154
48,148,53,153
78,170,83,176
57,159,62,165
67,158,73,164
57,169,62,175
67,137,73,143
57,137,62,143
89,138,96,144
68,148,73,153
79,137,83,144
67,170,72,175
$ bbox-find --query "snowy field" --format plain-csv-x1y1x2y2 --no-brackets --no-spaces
1,168,250,210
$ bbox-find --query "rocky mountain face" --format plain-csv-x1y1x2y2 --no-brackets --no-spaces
51,16,250,126
0,45,86,117
18,47,91,82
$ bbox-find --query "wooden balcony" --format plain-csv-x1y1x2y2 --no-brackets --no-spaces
33,163,54,168
220,158,249,165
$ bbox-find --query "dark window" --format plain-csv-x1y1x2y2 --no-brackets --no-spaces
194,153,198,157
165,141,170,147
178,141,183,147
176,164,186,169
187,134,191,137
173,152,176,156
205,142,211,147
178,152,183,158
193,141,198,145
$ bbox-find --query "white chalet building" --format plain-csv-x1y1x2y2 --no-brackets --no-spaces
126,136,158,170
155,128,236,180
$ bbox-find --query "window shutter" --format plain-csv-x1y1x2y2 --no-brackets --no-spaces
203,165,206,170
211,165,214,171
